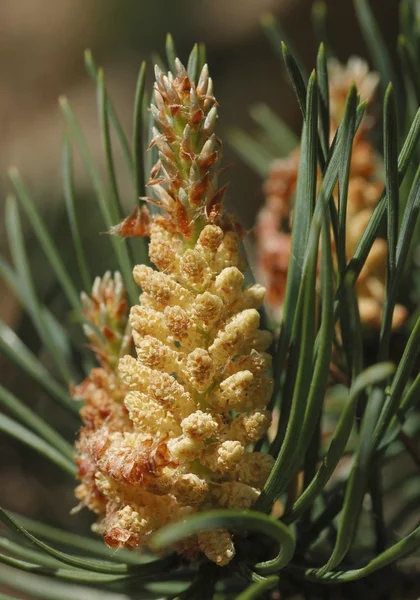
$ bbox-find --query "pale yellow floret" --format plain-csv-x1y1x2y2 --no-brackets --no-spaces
94,472,113,496
197,225,224,253
191,292,223,330
227,350,272,377
136,292,163,310
164,305,199,349
172,473,209,505
228,410,272,444
213,370,272,412
236,452,275,487
250,375,274,409
179,249,212,289
232,284,266,311
210,371,255,410
214,481,260,509
103,492,189,546
213,231,243,271
209,309,261,368
197,529,235,566
212,267,245,305
145,470,178,496
130,305,170,345
250,329,273,353
124,392,182,437
119,355,193,411
181,411,220,439
135,335,179,372
184,348,215,391
133,265,193,309
148,225,179,272
118,354,155,387
168,436,204,463
204,440,244,472
115,505,149,536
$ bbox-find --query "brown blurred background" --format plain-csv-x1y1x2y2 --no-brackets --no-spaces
0,0,403,581
0,0,400,320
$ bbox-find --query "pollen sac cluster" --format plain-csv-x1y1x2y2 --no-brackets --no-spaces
74,58,274,567
75,224,274,566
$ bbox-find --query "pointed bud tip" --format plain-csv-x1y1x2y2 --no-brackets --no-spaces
175,57,187,73
348,82,358,95
154,64,163,77
384,83,396,111
281,41,290,59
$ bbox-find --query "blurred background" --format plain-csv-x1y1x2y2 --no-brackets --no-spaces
0,0,400,317
0,0,403,577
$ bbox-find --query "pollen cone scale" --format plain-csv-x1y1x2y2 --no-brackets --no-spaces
74,58,274,567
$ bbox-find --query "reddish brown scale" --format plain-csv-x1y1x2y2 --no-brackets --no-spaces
92,437,175,488
201,95,219,106
181,136,194,157
76,456,95,479
207,203,222,223
116,299,128,319
74,367,129,431
149,440,175,474
189,172,211,207
153,119,174,142
147,177,168,187
205,182,230,219
99,407,112,420
77,484,106,515
197,151,219,172
105,529,140,550
227,219,246,237
190,106,204,125
169,103,184,118
110,206,151,238
174,202,193,237
149,137,176,163
180,150,195,166
74,452,107,515
177,73,191,94
103,327,117,343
